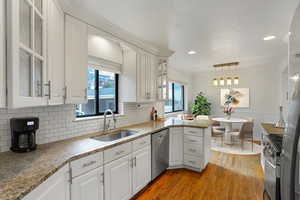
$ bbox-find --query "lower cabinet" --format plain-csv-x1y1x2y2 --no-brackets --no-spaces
104,154,133,200
23,165,70,200
71,167,104,200
104,145,151,200
169,127,211,171
169,127,183,167
132,146,151,195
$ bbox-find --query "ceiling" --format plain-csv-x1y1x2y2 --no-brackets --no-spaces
60,0,300,72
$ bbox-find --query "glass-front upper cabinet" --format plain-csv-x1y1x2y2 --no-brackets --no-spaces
7,0,48,108
157,60,168,101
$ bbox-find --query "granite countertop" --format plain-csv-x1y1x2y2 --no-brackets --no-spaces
261,123,285,135
0,118,212,200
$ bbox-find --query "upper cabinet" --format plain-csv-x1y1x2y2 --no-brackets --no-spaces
47,0,65,105
0,0,5,108
65,15,88,104
122,48,157,103
7,0,48,108
157,60,168,101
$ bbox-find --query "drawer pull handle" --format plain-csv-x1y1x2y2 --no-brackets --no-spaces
189,140,197,143
189,160,196,164
189,149,196,153
82,160,97,168
116,150,125,155
139,141,147,145
189,131,197,134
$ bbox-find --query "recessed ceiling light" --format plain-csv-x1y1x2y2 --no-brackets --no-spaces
188,50,197,55
263,35,276,41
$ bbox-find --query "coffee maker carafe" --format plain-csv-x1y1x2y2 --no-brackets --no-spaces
10,117,39,152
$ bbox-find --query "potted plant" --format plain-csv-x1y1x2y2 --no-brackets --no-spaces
191,92,212,117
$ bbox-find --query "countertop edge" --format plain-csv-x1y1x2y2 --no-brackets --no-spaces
1,120,211,200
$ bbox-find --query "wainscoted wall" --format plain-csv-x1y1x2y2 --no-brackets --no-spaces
189,65,282,139
0,102,163,152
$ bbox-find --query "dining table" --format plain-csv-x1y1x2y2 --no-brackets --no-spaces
211,117,248,145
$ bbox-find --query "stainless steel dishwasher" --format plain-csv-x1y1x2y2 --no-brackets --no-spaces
151,128,169,180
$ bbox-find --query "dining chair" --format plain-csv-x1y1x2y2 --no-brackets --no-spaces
230,120,254,151
211,120,225,146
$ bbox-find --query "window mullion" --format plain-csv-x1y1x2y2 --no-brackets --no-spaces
95,70,100,115
172,83,175,112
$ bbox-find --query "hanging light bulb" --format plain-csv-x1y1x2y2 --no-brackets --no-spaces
226,77,232,86
213,78,218,86
234,77,239,85
219,77,225,86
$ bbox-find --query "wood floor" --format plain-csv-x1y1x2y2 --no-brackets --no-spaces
132,151,264,200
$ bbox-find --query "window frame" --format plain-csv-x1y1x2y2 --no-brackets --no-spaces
165,82,185,113
76,69,119,118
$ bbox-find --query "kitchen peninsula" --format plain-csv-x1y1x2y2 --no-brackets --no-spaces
0,118,212,200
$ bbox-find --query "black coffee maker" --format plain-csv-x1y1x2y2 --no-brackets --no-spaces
10,117,39,152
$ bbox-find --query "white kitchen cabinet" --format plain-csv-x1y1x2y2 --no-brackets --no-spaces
7,0,48,108
104,154,133,200
65,14,88,104
183,127,209,171
47,0,65,105
0,0,5,107
169,127,184,167
157,60,168,101
71,167,104,200
23,165,70,200
121,48,157,103
132,146,151,195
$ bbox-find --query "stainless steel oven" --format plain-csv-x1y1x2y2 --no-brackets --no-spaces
263,135,282,200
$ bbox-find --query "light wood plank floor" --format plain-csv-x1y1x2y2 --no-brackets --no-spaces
132,151,264,200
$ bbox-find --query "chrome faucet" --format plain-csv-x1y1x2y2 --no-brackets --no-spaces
103,109,116,132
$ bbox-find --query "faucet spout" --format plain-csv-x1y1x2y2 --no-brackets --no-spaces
103,109,116,132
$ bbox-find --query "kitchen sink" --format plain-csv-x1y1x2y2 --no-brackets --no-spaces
91,130,138,142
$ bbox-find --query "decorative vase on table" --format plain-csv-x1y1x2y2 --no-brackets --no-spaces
224,105,233,120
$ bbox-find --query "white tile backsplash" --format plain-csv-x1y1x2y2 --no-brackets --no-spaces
0,102,163,152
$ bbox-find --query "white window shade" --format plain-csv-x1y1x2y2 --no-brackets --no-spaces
88,56,122,74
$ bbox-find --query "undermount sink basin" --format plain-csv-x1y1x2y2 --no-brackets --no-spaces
91,130,138,142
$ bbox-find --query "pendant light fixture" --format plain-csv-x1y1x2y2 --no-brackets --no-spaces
213,78,218,86
226,77,232,86
212,62,240,87
219,77,225,86
234,77,239,85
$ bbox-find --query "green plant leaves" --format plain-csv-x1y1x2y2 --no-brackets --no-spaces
191,92,211,116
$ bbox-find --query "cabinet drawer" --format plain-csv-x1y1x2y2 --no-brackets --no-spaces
169,127,183,134
70,151,103,177
184,127,203,136
133,135,150,151
184,135,203,144
184,142,203,156
184,154,202,169
104,142,132,164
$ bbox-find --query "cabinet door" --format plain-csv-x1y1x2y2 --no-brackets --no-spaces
0,0,5,107
7,0,48,108
148,54,157,101
65,15,88,104
169,128,184,167
47,0,65,105
23,165,70,200
137,52,147,102
104,154,132,200
71,167,104,200
157,61,168,101
132,146,151,195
